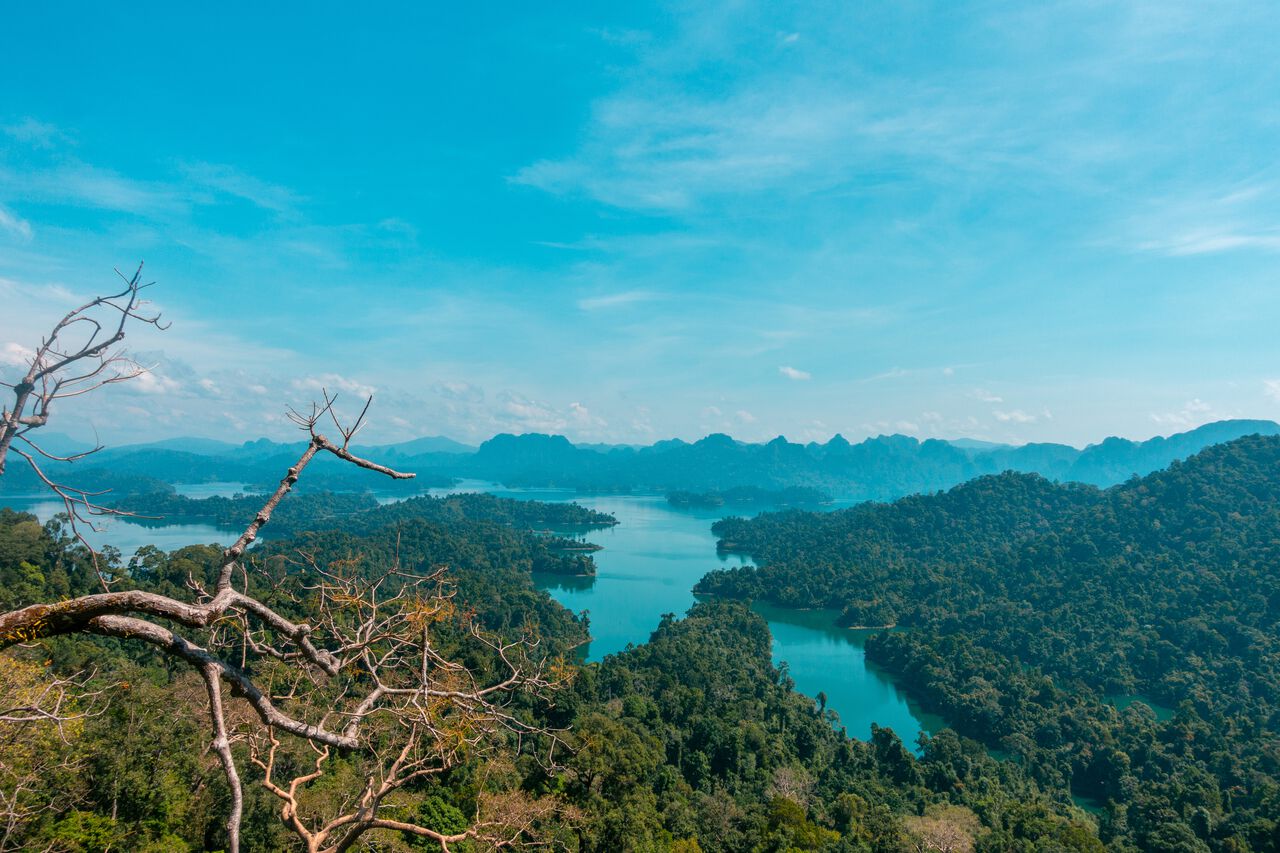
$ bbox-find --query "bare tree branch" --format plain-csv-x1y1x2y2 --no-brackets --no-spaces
0,264,167,588
0,269,567,852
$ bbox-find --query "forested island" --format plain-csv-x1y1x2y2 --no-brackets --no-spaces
697,433,1280,849
110,490,618,538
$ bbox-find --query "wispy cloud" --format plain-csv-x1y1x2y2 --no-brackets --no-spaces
862,364,961,383
292,373,378,399
493,392,612,438
0,204,33,241
1132,185,1280,256
0,160,197,216
1140,230,1280,256
778,365,810,380
178,161,303,213
0,341,34,366
577,290,659,311
3,117,70,148
509,9,1075,213
1149,398,1218,428
0,159,305,219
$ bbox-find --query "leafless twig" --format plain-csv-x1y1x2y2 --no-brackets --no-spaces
0,264,167,588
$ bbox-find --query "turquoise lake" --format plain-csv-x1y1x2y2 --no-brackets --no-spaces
3,481,938,748
436,483,939,747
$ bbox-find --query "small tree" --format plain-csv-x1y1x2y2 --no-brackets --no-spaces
0,270,567,851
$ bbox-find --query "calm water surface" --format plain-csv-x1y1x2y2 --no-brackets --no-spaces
2,487,236,555
3,480,936,747
434,481,937,746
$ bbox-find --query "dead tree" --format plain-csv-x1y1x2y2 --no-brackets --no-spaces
243,558,568,852
0,263,167,584
0,272,569,851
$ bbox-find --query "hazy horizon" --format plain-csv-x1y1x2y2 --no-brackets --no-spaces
35,416,1280,457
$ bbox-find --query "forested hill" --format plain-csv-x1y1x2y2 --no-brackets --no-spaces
462,419,1280,496
14,418,1277,501
701,471,1104,623
698,434,1280,849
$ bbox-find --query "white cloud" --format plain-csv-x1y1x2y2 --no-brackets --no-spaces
292,373,377,400
735,409,757,423
1149,398,1217,428
0,153,305,222
569,401,607,429
0,205,33,241
0,341,34,366
866,367,911,382
577,290,657,311
493,393,612,439
778,365,811,380
1265,379,1280,402
131,369,183,395
434,380,484,402
1140,230,1280,256
508,12,1102,214
3,117,68,148
0,162,191,216
178,161,302,212
1130,182,1280,257
993,409,1037,424
972,388,1003,403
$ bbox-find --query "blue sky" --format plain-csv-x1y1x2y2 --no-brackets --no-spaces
3,1,1280,446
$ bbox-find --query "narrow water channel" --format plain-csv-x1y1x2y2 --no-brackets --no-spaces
442,483,939,747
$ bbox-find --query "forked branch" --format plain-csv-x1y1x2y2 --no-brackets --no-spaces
0,265,167,587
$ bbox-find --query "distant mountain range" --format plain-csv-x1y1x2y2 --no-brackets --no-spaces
461,419,1280,498
6,419,1277,502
